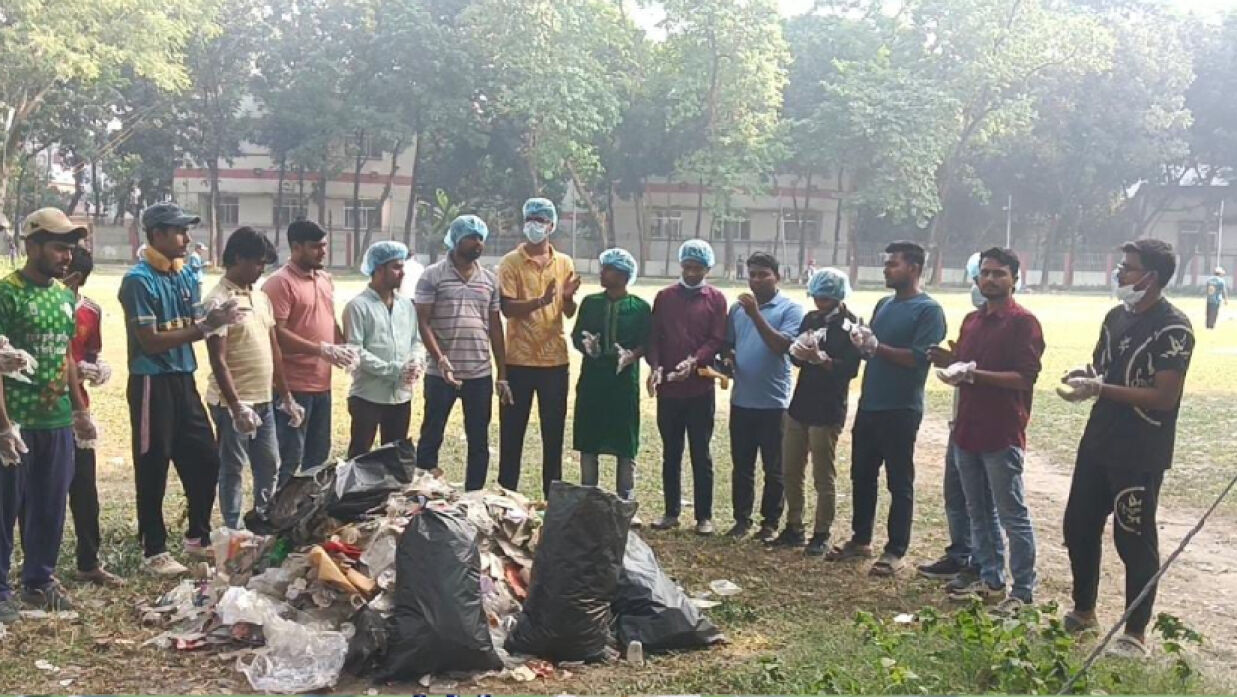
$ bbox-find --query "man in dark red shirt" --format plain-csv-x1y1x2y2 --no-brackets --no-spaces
929,247,1043,614
646,240,728,535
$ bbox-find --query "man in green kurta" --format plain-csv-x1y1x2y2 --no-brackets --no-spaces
572,248,651,518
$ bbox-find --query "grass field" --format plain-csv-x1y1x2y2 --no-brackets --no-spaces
1,263,1235,694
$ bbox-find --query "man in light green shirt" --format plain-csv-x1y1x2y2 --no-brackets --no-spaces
343,241,425,457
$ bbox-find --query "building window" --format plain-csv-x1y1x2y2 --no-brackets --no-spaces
273,199,308,226
218,195,239,226
345,199,381,231
715,216,751,241
783,212,820,243
344,132,384,160
651,209,682,240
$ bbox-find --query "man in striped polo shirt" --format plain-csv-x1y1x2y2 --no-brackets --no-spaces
415,215,511,490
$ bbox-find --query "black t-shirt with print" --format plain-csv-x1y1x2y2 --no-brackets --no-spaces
787,307,862,427
1079,298,1194,471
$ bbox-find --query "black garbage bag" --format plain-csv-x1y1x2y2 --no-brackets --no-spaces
345,606,389,676
327,439,418,520
505,482,636,662
613,532,725,651
377,508,502,680
244,461,337,546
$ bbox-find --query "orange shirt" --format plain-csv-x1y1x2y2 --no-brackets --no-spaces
498,243,575,367
262,263,337,392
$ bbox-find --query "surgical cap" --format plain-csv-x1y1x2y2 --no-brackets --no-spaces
445,214,488,250
808,267,851,301
522,197,557,226
678,238,716,268
965,252,981,282
361,240,408,276
599,247,638,285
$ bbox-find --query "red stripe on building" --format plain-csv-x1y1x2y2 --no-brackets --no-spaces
175,167,413,187
642,181,841,200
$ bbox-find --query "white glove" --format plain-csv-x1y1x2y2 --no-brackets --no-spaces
320,342,360,371
230,403,263,438
400,358,425,387
790,332,817,362
646,366,664,397
935,361,977,386
198,297,247,337
850,322,879,358
278,394,306,428
1057,365,1102,403
615,344,637,374
77,360,113,387
496,379,515,406
0,422,28,466
666,356,696,382
437,354,461,387
581,331,602,359
72,409,99,450
0,336,38,383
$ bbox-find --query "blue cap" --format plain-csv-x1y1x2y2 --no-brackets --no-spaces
808,267,851,301
445,215,489,250
361,240,409,276
599,247,638,285
142,202,200,230
522,197,557,225
966,252,981,282
678,239,716,268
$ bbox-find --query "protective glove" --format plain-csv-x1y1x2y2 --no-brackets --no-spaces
89,360,112,386
790,331,817,362
198,297,247,337
935,361,977,386
1061,364,1095,382
0,422,27,466
666,356,697,382
0,336,38,383
646,366,664,397
580,331,602,359
278,394,306,428
400,358,426,387
437,354,461,387
320,342,360,371
496,379,515,406
72,409,99,449
1057,364,1102,403
615,344,637,374
850,322,879,358
230,403,263,438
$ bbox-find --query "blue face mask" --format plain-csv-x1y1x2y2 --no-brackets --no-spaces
524,221,550,244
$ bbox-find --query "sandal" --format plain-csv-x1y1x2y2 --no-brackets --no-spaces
824,540,873,562
1063,610,1099,635
868,552,905,577
1106,634,1149,659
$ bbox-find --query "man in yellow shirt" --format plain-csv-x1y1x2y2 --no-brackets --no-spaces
497,197,581,497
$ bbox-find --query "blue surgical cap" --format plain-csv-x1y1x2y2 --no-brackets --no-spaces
445,214,488,250
522,197,557,226
361,240,409,276
599,247,638,285
678,239,715,269
966,252,981,283
808,267,851,301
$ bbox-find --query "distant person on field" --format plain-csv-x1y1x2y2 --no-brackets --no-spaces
1,218,15,266
187,241,210,291
1057,239,1194,659
1205,266,1226,329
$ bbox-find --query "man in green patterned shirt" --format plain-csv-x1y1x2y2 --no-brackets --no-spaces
0,208,97,621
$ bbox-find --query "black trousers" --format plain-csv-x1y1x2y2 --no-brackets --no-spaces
658,393,715,521
1064,456,1164,636
69,446,102,572
850,409,922,557
347,397,412,459
418,374,493,491
498,365,568,497
127,373,220,557
1206,302,1219,329
729,405,785,528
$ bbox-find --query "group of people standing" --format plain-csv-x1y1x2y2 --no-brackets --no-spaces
0,199,1195,660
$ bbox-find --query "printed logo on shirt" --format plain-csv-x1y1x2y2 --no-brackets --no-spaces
1114,486,1146,534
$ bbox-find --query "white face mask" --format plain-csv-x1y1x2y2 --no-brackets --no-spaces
523,221,550,243
680,277,705,289
1112,268,1152,310
824,306,841,320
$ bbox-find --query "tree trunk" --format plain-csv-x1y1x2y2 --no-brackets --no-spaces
208,159,222,263
799,172,813,279
693,179,705,239
1039,214,1060,290
274,152,287,245
316,147,328,226
831,168,845,265
67,156,86,214
368,140,403,251
1065,225,1078,289
634,182,649,274
402,131,421,250
847,208,859,283
351,132,365,262
566,160,608,251
91,160,102,224
605,179,617,252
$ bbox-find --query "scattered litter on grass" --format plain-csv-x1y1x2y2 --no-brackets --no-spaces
708,579,742,596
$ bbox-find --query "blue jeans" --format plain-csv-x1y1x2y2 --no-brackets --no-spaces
943,432,974,567
0,428,74,598
953,444,1037,601
274,391,332,487
211,403,280,529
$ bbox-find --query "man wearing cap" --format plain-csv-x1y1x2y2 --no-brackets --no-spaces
0,208,97,618
1205,267,1227,330
344,241,425,458
415,216,511,490
646,239,728,535
120,202,245,577
263,221,356,484
497,197,581,497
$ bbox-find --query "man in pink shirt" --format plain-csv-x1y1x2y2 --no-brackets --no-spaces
262,221,357,485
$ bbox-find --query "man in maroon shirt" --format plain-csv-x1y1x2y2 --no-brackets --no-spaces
646,239,728,535
929,247,1044,614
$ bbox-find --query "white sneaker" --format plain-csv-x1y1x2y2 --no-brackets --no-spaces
143,553,188,577
183,538,213,560
630,514,644,529
651,515,681,530
695,519,715,535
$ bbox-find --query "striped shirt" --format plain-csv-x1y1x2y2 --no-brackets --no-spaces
415,257,499,380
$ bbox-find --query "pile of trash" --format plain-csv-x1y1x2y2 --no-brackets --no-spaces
138,441,725,693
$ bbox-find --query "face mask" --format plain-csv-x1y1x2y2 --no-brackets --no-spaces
523,221,550,243
680,277,705,290
1113,269,1151,310
971,285,986,309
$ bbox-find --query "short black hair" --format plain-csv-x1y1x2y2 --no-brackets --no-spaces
68,245,94,280
979,247,1020,279
747,252,780,278
1122,239,1176,289
287,220,327,245
885,240,926,270
222,227,277,267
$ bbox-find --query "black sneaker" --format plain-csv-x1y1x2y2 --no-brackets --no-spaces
916,555,968,581
755,525,779,544
766,527,806,548
725,521,752,539
805,534,830,557
944,567,981,594
20,583,74,613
